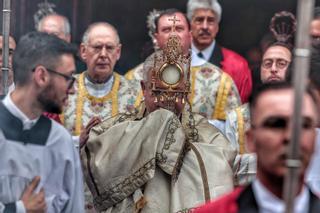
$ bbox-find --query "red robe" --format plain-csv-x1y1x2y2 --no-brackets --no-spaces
194,187,243,213
209,45,252,103
43,112,61,123
194,184,320,213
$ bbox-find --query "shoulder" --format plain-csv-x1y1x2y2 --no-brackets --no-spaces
90,107,142,136
124,63,144,81
221,47,247,62
193,61,223,73
48,120,73,146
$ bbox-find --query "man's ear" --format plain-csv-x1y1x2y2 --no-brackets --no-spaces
80,43,87,61
33,66,49,88
141,80,146,95
116,44,122,61
246,128,256,153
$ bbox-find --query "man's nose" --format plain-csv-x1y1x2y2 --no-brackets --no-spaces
201,20,208,29
282,126,292,145
271,62,278,73
67,83,76,95
100,46,108,57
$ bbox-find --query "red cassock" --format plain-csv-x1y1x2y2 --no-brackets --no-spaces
43,112,62,123
209,45,252,103
194,187,243,213
194,184,320,213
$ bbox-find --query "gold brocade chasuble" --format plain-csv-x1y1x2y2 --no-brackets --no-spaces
62,72,142,136
125,62,241,120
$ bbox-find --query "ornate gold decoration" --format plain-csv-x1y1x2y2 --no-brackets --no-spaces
212,73,232,120
236,107,245,154
74,72,120,135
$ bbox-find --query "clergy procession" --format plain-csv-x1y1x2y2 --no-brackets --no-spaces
1,0,320,212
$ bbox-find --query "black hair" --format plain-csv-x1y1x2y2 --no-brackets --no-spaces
309,48,320,90
13,31,77,86
155,8,190,33
314,7,320,19
249,81,319,120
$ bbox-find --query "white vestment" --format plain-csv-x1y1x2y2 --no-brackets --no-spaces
81,108,237,212
0,94,84,213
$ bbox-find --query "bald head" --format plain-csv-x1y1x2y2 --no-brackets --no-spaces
80,22,121,83
37,14,71,42
82,22,120,45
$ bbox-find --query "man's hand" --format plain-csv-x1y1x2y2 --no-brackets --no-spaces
80,117,102,149
21,176,47,213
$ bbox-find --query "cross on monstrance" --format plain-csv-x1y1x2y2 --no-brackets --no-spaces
168,15,180,32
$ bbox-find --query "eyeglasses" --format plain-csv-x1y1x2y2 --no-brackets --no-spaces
261,58,290,69
45,68,76,89
87,43,119,54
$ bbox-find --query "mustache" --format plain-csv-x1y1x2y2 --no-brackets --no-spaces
198,30,212,36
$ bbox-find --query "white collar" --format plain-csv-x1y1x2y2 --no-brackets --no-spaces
252,179,309,213
191,40,216,61
191,50,207,67
84,74,114,98
2,91,39,130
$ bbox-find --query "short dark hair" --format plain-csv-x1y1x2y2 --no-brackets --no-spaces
13,31,77,86
309,48,320,90
314,7,320,19
249,82,319,120
155,8,190,33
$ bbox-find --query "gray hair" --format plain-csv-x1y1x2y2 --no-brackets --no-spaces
37,14,71,36
81,22,120,44
187,0,222,22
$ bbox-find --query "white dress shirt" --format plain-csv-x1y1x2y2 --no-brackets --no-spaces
191,40,216,61
252,179,309,213
306,128,320,195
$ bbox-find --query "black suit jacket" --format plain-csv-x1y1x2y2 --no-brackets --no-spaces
237,184,320,213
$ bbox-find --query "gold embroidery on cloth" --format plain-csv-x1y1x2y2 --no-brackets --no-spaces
74,72,120,135
236,107,245,154
212,73,232,120
188,66,197,105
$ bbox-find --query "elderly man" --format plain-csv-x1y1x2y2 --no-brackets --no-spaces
62,22,141,137
187,0,252,103
62,23,141,212
126,9,240,120
37,13,71,42
0,35,16,96
0,32,84,213
81,29,238,212
196,82,320,212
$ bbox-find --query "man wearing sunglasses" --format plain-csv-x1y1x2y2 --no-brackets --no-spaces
196,82,320,212
0,31,84,213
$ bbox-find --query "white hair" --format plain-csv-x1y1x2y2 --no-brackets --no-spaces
82,22,120,44
187,0,222,22
37,14,71,36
